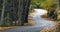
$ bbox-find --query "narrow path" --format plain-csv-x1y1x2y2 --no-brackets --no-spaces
0,9,56,32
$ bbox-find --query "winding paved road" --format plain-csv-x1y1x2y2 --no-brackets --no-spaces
0,9,55,32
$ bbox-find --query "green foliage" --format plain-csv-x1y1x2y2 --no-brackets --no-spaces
31,0,56,9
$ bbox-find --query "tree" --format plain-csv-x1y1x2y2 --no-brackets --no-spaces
23,0,31,23
18,0,24,26
0,0,3,19
0,0,6,26
18,0,31,26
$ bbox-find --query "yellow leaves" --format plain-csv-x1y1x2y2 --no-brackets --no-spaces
40,0,54,9
31,0,58,9
32,0,36,3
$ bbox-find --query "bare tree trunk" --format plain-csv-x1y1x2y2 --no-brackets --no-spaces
18,0,31,26
24,0,31,23
0,0,5,26
13,0,18,26
18,0,24,26
8,0,14,26
0,0,3,19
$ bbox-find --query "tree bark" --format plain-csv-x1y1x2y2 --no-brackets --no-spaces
0,0,5,26
13,0,18,26
22,0,31,23
18,0,24,26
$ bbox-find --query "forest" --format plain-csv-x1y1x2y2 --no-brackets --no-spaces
0,0,31,26
0,0,59,26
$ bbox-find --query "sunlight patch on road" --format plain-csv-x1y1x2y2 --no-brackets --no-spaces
34,9,47,15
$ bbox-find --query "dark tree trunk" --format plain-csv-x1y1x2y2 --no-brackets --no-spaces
8,0,14,25
8,0,18,26
13,0,18,26
23,0,31,23
18,0,31,26
0,0,3,19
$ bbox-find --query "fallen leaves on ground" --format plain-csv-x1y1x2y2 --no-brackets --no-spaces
0,26,17,30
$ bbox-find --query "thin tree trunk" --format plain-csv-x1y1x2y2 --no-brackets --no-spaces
18,0,31,26
13,0,18,26
0,0,5,26
18,0,24,26
9,0,14,26
23,0,31,23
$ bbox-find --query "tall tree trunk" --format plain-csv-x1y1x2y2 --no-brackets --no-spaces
8,0,14,26
13,0,18,26
23,0,31,23
18,0,24,26
0,0,3,19
18,0,31,26
0,0,5,26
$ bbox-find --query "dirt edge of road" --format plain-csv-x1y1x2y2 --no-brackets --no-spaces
0,26,18,31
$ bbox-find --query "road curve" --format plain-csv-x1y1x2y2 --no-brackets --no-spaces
0,9,55,32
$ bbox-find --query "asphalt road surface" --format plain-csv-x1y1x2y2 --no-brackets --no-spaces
0,9,55,32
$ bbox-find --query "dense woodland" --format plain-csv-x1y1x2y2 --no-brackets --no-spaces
0,0,31,26
0,0,60,27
